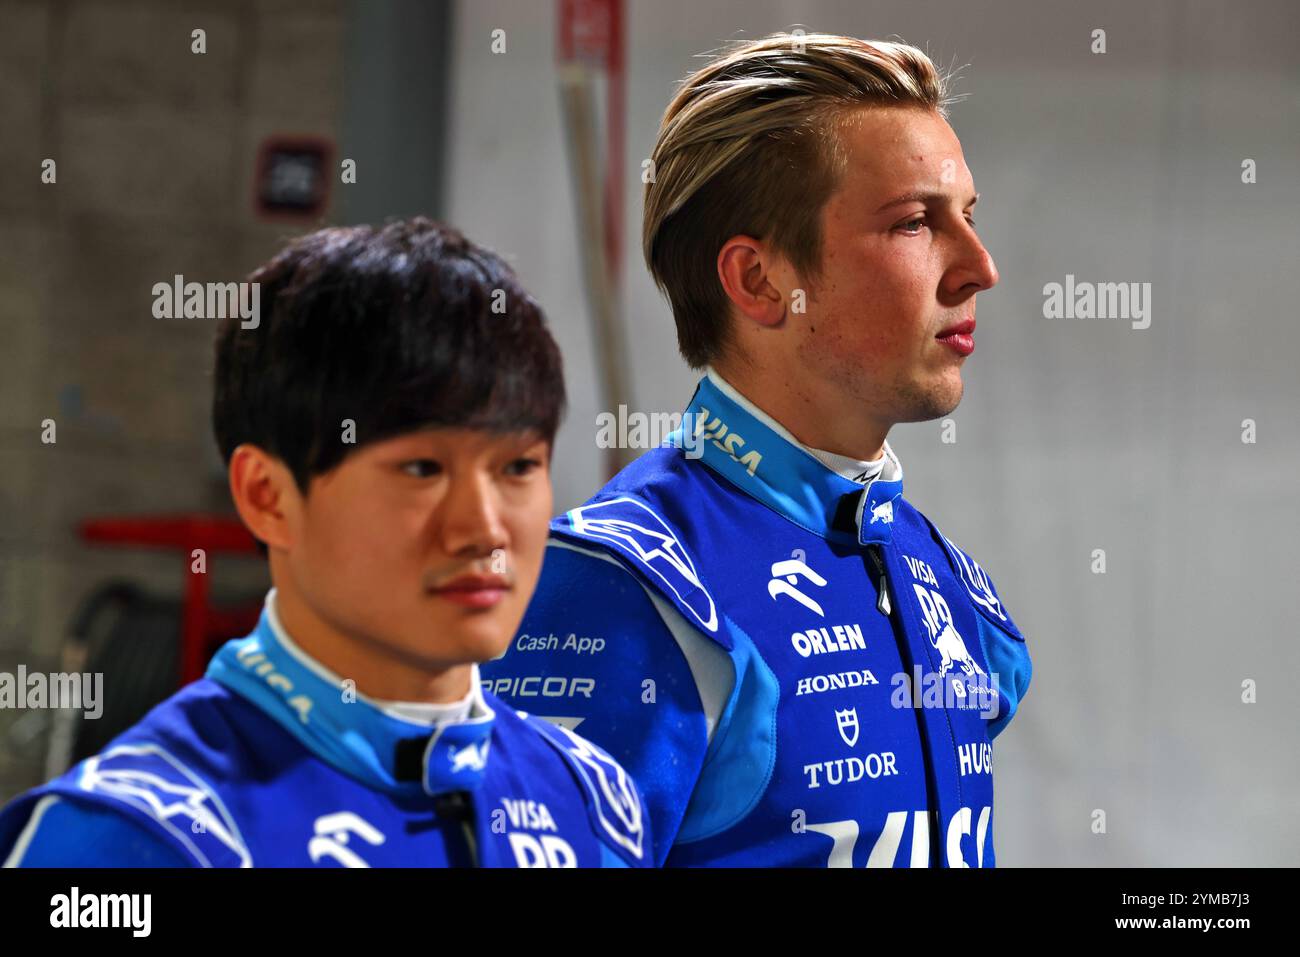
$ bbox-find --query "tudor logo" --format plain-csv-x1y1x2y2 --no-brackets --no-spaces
768,553,827,617
835,707,860,748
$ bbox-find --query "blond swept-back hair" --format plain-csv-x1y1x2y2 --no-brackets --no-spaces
643,33,953,368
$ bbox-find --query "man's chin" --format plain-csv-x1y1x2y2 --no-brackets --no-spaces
936,387,963,419
897,378,963,424
435,617,520,666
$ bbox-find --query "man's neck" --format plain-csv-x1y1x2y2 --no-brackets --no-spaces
707,361,891,463
269,578,473,705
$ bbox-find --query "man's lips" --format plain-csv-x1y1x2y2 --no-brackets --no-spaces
936,317,976,356
429,574,512,609
937,317,975,337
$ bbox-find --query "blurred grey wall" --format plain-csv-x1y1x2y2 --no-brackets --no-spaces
443,0,1300,865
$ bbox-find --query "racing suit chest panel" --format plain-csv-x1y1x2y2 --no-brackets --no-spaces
869,506,1000,867
641,467,997,867
0,683,637,868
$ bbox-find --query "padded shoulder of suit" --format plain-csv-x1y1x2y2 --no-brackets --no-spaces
56,681,288,864
7,682,261,868
549,486,731,650
505,706,650,867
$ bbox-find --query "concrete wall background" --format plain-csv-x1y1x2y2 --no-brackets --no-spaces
0,0,347,796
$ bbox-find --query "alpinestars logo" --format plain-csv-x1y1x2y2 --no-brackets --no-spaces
79,744,252,867
550,724,646,860
567,497,718,632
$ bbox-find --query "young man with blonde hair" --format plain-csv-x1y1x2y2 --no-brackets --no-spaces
485,33,1032,867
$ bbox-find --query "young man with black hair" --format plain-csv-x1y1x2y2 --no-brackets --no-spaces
0,219,648,868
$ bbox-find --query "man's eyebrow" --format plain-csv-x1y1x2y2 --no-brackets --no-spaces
875,191,980,213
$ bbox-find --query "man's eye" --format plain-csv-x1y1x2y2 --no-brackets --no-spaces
505,457,543,477
897,217,926,234
966,215,977,229
400,459,442,478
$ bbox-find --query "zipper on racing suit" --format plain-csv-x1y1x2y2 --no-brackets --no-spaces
866,543,891,616
866,540,944,864
433,791,479,866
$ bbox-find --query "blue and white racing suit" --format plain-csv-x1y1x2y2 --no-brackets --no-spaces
482,368,1033,867
0,592,649,868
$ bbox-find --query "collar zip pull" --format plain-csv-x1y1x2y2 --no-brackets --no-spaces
867,544,892,617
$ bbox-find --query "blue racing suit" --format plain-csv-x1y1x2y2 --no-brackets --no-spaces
0,593,649,868
482,368,1032,867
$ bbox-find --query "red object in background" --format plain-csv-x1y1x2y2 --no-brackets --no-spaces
558,0,626,288
79,515,263,686
252,134,334,222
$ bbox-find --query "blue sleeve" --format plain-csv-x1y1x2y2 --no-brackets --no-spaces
976,615,1032,740
483,542,714,866
4,796,195,867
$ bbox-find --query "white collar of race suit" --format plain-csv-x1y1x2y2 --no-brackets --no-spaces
703,366,903,487
205,590,496,797
671,368,906,546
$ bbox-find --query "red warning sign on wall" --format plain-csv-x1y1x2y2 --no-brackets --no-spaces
253,135,334,221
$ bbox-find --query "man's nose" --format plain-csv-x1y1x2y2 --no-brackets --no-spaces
436,472,508,558
950,226,999,296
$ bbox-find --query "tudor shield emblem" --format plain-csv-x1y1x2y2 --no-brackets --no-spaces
835,708,860,748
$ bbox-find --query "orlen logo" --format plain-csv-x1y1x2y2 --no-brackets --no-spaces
695,405,763,477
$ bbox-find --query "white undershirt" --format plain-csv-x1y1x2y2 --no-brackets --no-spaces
370,687,476,726
809,446,886,486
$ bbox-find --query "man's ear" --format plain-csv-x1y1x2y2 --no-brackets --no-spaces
716,234,791,329
227,444,299,551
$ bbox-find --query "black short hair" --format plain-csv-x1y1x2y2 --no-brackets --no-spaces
213,218,566,494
